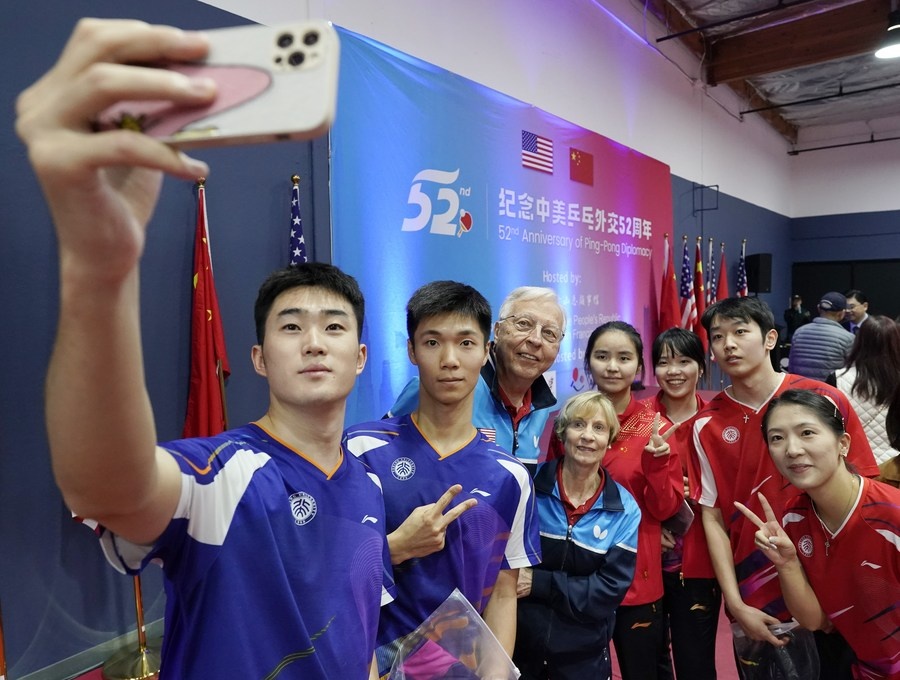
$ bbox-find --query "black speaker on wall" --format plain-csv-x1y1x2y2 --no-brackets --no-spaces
746,253,772,293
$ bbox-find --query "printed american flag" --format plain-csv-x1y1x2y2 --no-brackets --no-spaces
679,238,697,329
522,130,553,174
705,238,717,306
736,241,749,297
289,178,308,266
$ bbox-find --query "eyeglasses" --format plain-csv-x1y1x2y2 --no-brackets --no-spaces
500,314,564,344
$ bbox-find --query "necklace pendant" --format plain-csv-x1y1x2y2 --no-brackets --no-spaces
742,413,749,424
824,536,830,557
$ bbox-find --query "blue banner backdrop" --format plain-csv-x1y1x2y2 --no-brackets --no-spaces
331,28,673,425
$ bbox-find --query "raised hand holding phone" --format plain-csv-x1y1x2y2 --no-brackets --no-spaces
95,21,340,149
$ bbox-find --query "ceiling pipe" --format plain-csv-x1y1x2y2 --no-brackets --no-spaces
788,133,900,155
741,81,900,115
656,0,822,43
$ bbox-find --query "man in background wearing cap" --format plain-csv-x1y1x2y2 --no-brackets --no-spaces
783,294,811,342
787,291,855,381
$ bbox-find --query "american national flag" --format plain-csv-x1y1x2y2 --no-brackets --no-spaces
522,130,553,174
705,238,717,306
289,176,308,266
679,238,697,329
736,241,749,297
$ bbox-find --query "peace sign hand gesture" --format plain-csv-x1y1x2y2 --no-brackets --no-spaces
735,493,798,568
388,484,477,565
644,413,678,458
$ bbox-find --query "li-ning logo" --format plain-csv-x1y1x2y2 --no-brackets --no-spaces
289,492,317,525
401,168,473,237
391,457,416,481
722,426,741,444
798,534,814,557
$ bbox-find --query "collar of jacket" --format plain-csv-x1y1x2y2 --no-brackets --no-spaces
483,343,558,411
533,458,626,512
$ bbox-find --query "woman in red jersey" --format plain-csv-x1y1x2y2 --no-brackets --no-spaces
646,328,721,680
738,389,900,680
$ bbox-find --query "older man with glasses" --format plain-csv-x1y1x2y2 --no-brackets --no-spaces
389,286,566,471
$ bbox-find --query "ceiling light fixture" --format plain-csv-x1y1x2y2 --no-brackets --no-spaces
875,9,900,59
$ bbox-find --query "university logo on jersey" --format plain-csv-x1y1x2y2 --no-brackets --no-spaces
722,426,741,444
798,534,814,557
391,457,416,481
289,491,318,525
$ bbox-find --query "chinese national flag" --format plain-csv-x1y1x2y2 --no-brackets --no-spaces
182,182,230,439
569,147,594,186
658,234,680,332
693,238,708,351
716,242,729,301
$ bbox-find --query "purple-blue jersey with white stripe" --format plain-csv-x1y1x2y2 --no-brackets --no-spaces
344,415,541,654
97,423,393,679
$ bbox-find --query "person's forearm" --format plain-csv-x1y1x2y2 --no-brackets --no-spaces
702,507,744,610
776,560,828,630
48,270,157,514
483,570,518,657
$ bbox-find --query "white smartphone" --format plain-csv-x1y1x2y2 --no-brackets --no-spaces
95,21,340,149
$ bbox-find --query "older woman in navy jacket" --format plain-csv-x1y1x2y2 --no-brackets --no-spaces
514,391,641,680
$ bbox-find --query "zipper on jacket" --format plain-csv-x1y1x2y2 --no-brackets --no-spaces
542,523,575,651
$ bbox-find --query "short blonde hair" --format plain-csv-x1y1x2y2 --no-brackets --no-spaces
554,391,619,444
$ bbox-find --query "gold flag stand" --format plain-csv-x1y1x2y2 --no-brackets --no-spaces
101,575,161,680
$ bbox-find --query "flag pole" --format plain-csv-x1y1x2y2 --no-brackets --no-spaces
0,600,7,680
101,575,161,680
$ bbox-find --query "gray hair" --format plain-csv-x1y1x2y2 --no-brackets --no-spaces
497,286,567,334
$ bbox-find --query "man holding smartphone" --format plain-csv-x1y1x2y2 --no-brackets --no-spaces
16,19,390,679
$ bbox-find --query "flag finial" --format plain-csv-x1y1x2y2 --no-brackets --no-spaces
196,177,206,187
291,174,300,186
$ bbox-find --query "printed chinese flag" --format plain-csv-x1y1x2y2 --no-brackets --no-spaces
569,147,594,186
658,234,680,332
693,238,708,351
716,242,729,301
182,181,230,438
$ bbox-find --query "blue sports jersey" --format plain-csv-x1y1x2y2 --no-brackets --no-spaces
344,415,541,670
97,423,393,679
389,351,557,466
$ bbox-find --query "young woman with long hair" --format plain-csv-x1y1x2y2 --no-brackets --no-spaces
737,389,900,679
832,315,900,465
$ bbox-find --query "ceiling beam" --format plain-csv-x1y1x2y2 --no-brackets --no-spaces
729,80,799,143
706,0,890,85
641,0,708,56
